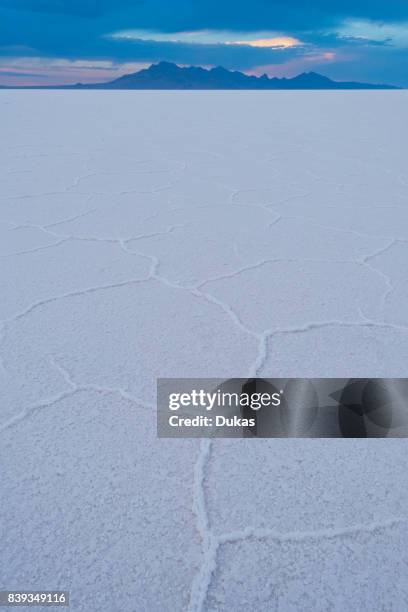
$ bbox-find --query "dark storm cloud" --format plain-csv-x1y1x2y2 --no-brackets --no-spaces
2,0,408,30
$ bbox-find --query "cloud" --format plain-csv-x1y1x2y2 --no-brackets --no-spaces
0,69,48,77
2,0,408,29
226,37,302,48
338,19,408,47
0,56,149,85
0,0,139,18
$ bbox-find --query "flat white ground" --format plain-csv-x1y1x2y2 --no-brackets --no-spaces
1,91,408,611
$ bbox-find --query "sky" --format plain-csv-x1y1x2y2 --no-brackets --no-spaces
1,0,408,86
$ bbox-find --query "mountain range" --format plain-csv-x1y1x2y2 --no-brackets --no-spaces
2,62,400,90
75,62,399,90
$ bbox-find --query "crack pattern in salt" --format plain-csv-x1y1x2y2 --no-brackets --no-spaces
1,90,408,611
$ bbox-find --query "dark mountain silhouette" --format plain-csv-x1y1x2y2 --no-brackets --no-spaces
76,61,398,90
1,62,400,90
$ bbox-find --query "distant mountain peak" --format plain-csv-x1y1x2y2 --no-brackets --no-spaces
150,61,178,71
210,65,230,73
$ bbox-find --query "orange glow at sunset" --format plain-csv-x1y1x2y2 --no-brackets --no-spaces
229,36,301,48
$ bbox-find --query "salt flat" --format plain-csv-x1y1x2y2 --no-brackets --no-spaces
1,91,407,611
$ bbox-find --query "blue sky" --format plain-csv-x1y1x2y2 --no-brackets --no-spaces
1,0,408,86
